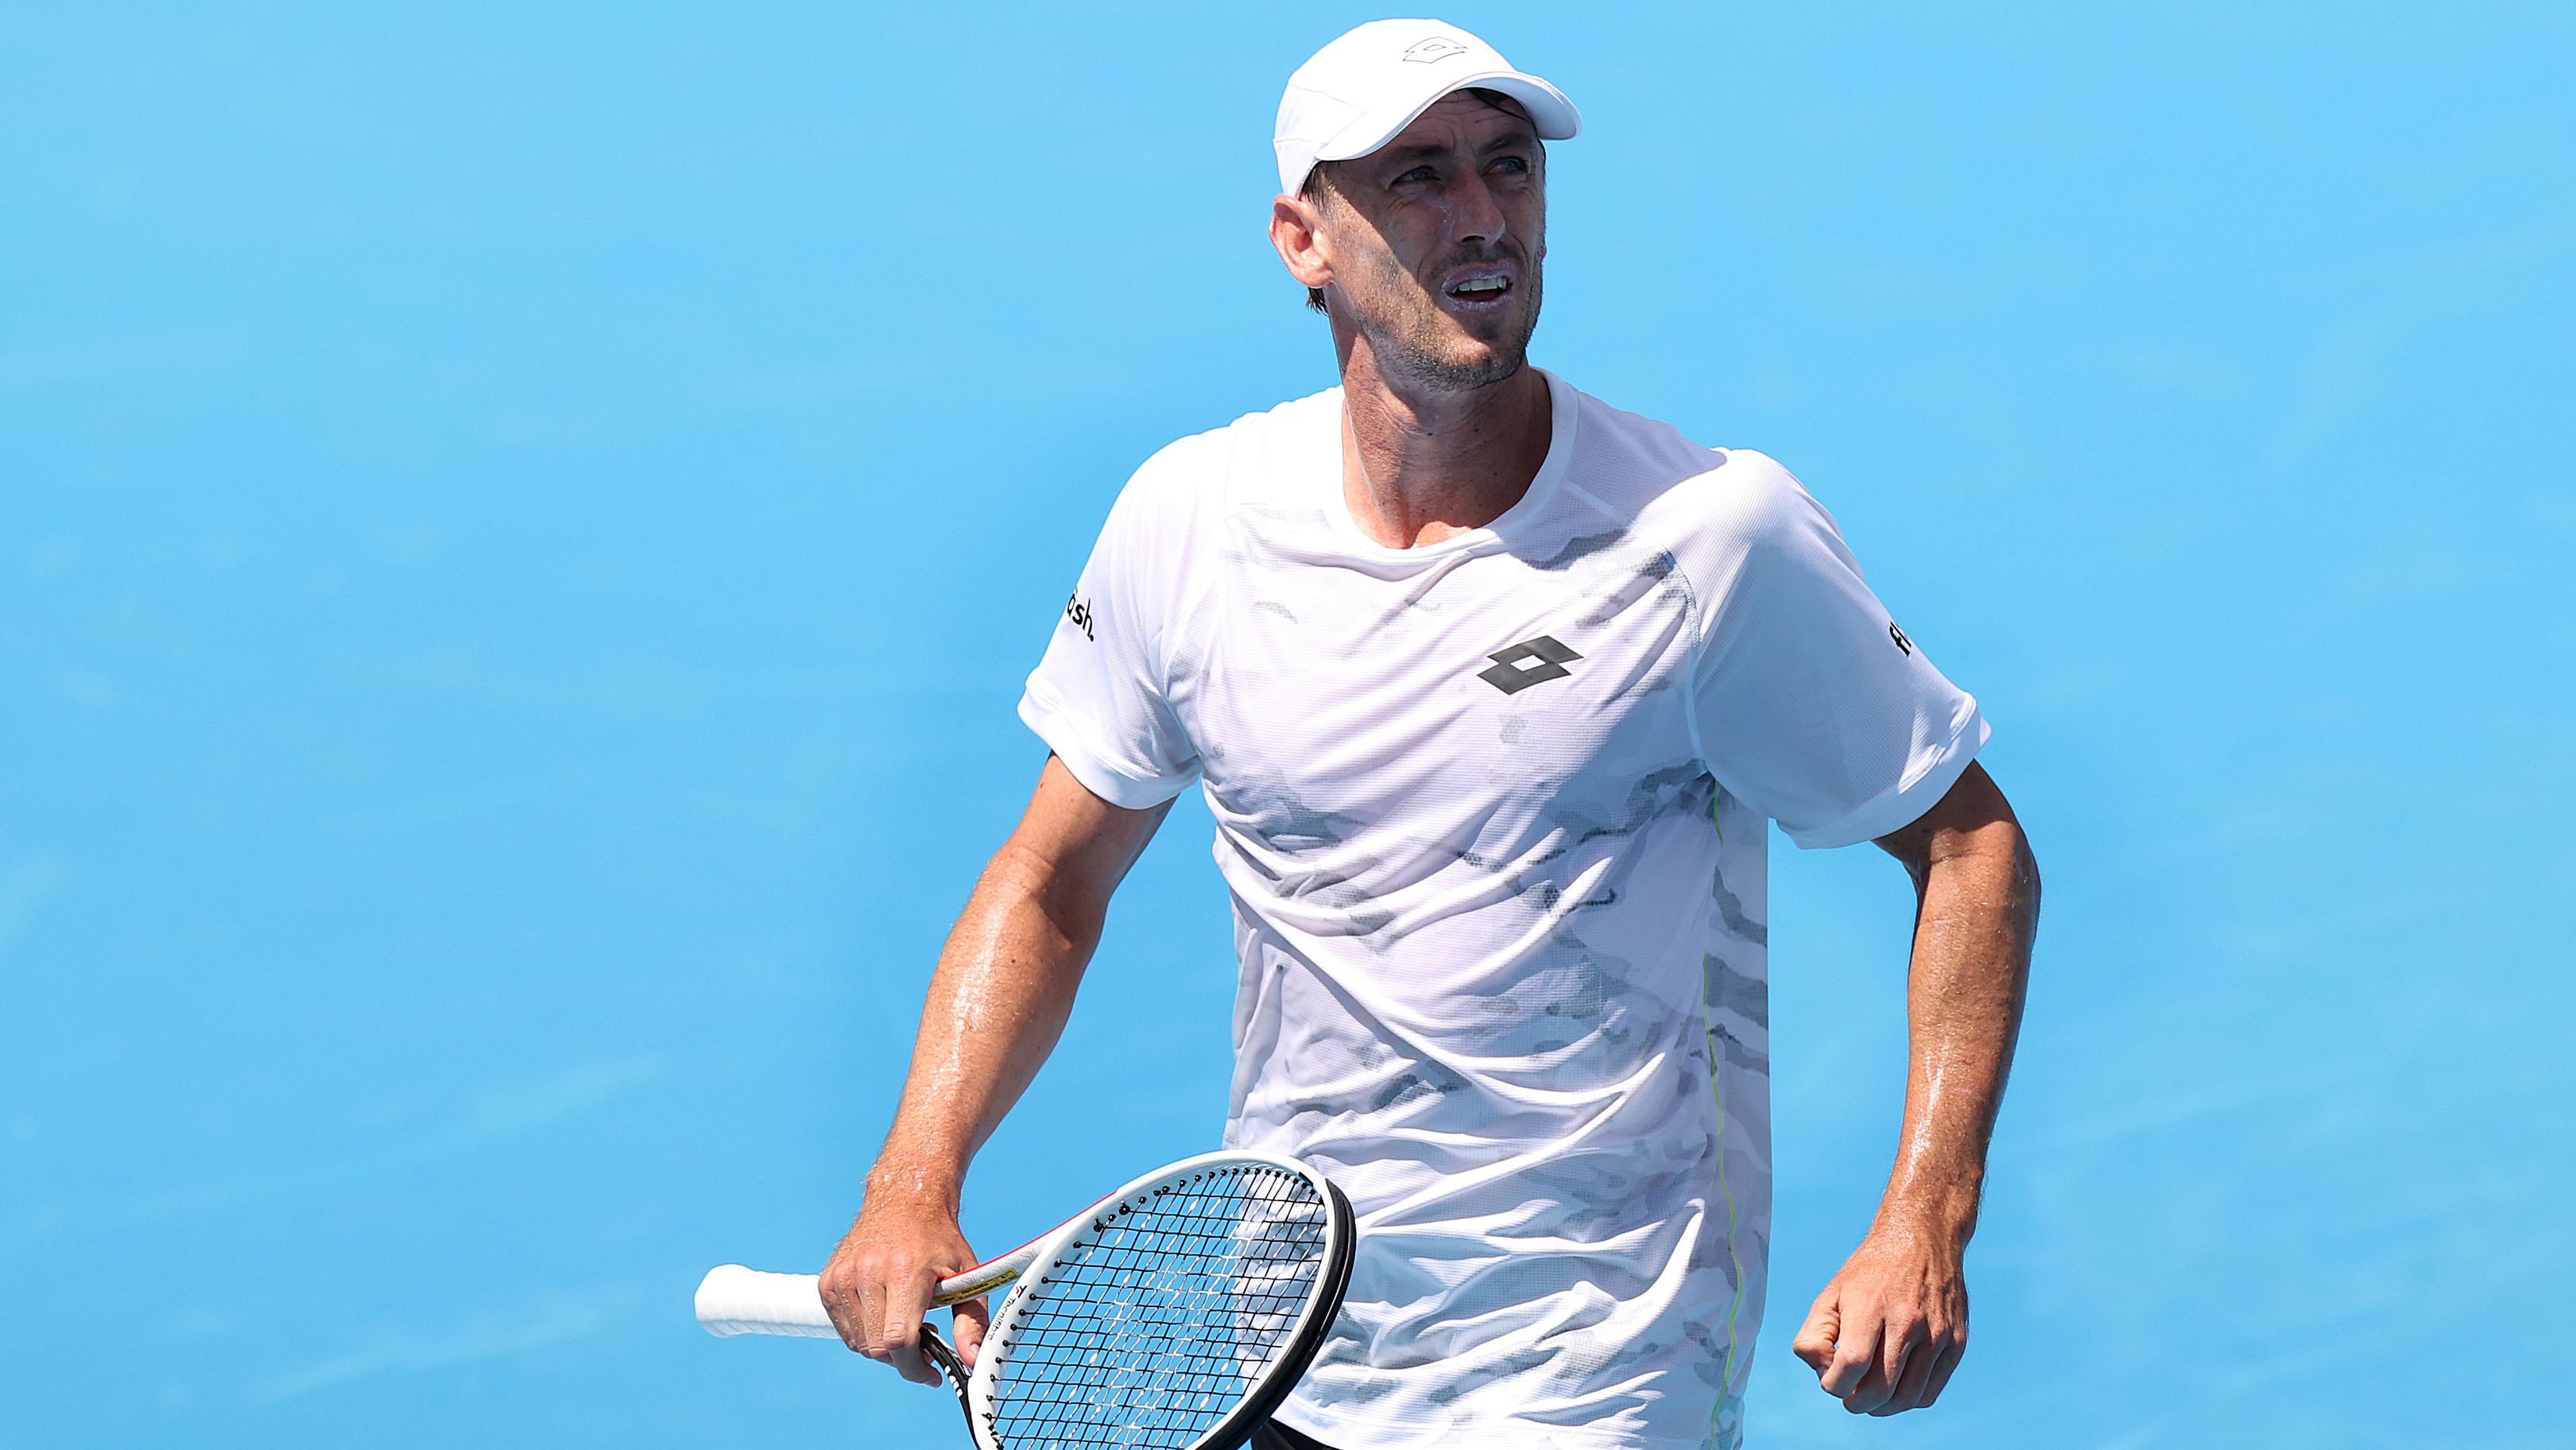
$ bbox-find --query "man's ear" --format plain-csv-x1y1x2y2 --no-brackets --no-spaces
1270,192,1334,293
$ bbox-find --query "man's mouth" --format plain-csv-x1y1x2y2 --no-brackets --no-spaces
1443,269,1515,306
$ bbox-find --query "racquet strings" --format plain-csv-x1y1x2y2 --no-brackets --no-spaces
985,1162,1333,1449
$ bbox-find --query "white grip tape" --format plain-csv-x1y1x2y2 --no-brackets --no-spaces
695,1265,839,1339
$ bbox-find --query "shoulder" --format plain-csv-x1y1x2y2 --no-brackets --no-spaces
1085,388,1338,603
1567,386,1725,483
1106,386,1339,528
1558,383,1822,549
1681,448,1834,547
1660,449,1865,603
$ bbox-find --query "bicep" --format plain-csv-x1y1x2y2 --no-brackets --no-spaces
1872,761,2035,898
1001,755,1176,918
1691,462,1987,849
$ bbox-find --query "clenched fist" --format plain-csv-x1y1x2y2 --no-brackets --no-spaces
1792,1223,1970,1416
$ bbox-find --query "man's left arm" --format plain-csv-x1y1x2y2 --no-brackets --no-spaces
1793,759,2039,1416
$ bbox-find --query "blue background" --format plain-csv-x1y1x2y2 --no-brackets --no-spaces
5,3,2570,1445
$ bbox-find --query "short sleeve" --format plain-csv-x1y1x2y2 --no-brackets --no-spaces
1687,456,1989,849
1017,451,1204,810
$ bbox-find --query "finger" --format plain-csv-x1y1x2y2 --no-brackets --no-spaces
1852,1313,1923,1416
819,1265,862,1351
850,1269,883,1358
1875,1324,1944,1415
1792,1293,1841,1374
854,1263,932,1384
876,1284,937,1385
951,1297,991,1370
1918,1328,1966,1408
855,1277,885,1359
1821,1308,1882,1402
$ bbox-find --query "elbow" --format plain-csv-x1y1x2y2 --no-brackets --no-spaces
2010,828,2042,940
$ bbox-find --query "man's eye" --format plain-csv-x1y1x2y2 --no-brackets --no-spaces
1491,156,1529,174
1395,166,1437,184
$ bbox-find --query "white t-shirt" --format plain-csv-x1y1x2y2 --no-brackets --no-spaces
1018,371,1987,1450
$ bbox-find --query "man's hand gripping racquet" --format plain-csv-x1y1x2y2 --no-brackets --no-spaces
696,1150,1356,1450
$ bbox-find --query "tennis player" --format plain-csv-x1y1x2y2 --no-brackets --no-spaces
822,19,2039,1448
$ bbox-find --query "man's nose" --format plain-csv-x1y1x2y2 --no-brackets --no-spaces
1451,171,1508,246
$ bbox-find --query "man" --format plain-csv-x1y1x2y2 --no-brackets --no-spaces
821,19,2038,1449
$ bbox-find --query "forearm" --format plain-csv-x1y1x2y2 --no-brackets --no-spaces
1878,816,2038,1241
1795,771,2036,1412
823,760,1166,1372
866,840,1105,1210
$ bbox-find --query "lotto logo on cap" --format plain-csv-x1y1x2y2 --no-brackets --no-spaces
1273,19,1582,196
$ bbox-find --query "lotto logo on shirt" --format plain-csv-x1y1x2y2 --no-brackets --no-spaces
1063,593,1096,641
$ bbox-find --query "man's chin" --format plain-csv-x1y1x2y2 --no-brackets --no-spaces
1447,308,1539,372
1368,304,1536,391
1421,338,1528,390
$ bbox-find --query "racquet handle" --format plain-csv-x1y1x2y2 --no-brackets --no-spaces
695,1266,836,1338
695,1249,1039,1339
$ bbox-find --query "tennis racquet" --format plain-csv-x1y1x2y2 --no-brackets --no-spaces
696,1150,1356,1450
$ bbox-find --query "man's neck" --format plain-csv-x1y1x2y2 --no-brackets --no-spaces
1336,343,1552,550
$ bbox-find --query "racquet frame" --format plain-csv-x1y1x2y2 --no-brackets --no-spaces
695,1150,1355,1450
924,1150,1355,1450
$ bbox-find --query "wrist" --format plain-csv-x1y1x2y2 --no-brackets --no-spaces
864,1154,966,1215
1872,1182,1981,1248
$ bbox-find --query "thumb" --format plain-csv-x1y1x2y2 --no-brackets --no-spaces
1792,1289,1842,1374
951,1296,992,1369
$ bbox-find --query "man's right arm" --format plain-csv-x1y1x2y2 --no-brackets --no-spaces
818,755,1172,1383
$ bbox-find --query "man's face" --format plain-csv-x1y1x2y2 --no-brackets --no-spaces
1306,92,1546,391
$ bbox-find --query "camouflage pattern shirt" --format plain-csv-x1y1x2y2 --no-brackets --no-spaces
1019,370,1988,1449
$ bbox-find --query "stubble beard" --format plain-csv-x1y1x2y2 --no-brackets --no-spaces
1354,250,1544,396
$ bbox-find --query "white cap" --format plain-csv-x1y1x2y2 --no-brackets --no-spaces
1273,19,1581,196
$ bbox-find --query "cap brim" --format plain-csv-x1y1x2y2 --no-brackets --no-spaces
1312,68,1582,166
